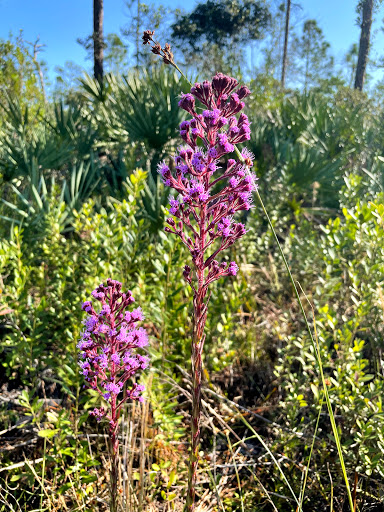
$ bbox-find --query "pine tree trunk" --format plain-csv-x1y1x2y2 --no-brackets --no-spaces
281,0,291,88
136,0,140,68
93,0,104,83
354,0,374,91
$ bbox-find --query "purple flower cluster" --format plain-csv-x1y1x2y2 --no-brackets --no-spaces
140,38,256,511
159,73,257,288
78,279,149,423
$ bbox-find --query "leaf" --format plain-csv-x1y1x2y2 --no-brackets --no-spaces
81,474,98,484
46,411,58,423
38,429,59,438
168,469,177,487
58,482,74,494
62,364,75,377
310,383,319,400
10,474,23,482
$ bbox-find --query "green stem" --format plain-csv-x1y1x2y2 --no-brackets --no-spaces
170,62,192,86
40,437,47,511
254,187,354,512
234,415,300,507
298,397,323,511
231,141,353,510
226,432,245,512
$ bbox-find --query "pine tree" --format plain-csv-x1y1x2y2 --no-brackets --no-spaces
170,0,271,74
93,0,104,83
292,19,334,92
281,0,291,88
345,43,359,87
354,0,374,91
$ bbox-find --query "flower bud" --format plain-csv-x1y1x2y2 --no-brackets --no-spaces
237,86,251,99
178,93,196,115
166,218,176,227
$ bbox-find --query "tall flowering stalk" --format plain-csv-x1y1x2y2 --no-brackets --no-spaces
78,279,149,512
142,33,357,512
157,74,257,510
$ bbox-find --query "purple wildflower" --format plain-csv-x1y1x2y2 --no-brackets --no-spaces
228,262,239,275
163,73,256,285
78,279,149,419
78,279,150,510
82,301,93,313
99,304,111,316
160,73,256,511
111,353,120,365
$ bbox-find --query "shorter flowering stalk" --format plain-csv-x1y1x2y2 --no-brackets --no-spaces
78,279,149,512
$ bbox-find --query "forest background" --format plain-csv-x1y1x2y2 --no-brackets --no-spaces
1,0,384,511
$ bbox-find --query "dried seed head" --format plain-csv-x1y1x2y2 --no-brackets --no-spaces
142,30,154,45
151,42,161,55
163,42,174,65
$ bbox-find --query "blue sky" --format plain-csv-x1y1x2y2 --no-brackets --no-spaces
0,0,383,85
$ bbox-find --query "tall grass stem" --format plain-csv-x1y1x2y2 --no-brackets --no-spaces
253,187,354,512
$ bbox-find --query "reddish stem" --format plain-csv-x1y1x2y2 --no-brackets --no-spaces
185,206,209,512
110,306,119,512
109,419,119,512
